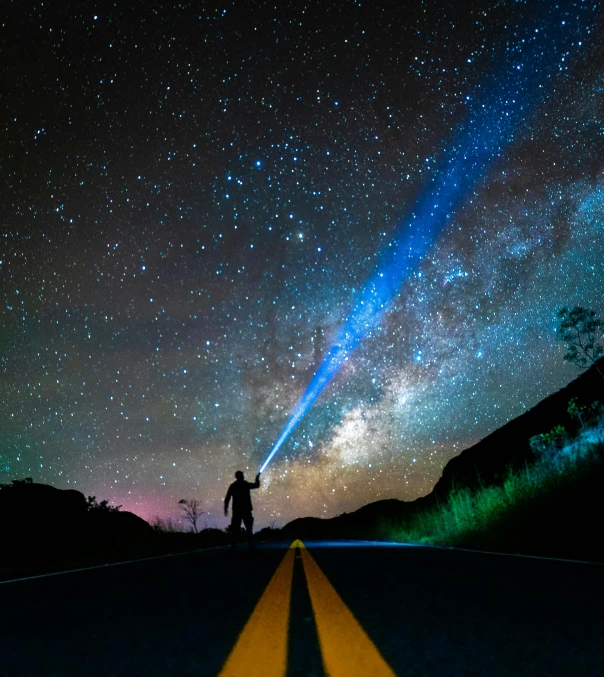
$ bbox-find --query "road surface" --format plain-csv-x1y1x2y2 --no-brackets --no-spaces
1,541,603,676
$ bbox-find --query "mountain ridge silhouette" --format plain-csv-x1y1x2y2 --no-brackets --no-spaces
282,358,604,542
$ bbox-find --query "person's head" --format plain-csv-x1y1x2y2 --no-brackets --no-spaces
235,470,244,481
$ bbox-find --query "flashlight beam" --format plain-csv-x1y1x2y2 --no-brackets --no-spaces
259,3,591,474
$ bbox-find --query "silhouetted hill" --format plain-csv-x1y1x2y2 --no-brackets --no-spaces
87,504,153,536
1,482,89,536
0,481,151,539
0,481,235,579
429,359,603,501
283,359,604,541
0,481,153,570
283,497,431,540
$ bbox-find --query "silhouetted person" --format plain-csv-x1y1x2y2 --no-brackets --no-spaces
224,471,260,549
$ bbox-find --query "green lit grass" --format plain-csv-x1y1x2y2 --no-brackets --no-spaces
390,434,604,550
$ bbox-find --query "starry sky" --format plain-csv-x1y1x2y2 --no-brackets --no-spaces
2,0,603,529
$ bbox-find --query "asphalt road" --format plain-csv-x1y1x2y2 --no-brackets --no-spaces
1,542,603,676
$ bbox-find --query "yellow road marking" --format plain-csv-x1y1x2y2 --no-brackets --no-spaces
218,548,295,677
219,540,396,677
299,542,396,677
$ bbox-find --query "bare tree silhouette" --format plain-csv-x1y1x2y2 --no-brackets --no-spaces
178,499,204,533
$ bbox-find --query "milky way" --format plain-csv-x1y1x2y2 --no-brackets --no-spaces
2,1,603,528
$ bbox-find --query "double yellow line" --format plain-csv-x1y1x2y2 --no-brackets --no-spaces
219,540,396,677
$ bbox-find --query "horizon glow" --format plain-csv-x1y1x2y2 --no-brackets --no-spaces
259,4,587,474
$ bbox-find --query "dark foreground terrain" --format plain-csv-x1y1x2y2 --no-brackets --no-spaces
1,542,603,676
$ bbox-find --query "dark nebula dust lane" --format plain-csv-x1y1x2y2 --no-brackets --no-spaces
2,1,604,526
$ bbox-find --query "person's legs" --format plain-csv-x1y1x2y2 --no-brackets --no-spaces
242,513,254,549
230,513,242,548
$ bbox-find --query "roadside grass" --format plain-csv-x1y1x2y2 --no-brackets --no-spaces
390,432,604,550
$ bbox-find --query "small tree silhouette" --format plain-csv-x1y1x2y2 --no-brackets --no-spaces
87,496,122,512
178,499,204,533
556,306,604,379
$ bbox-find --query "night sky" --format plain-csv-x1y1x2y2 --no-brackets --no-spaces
2,0,603,529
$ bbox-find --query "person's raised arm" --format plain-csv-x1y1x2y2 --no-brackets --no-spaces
224,485,232,516
250,473,260,489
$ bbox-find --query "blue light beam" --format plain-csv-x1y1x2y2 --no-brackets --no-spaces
259,4,591,474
